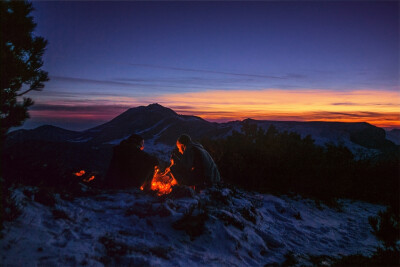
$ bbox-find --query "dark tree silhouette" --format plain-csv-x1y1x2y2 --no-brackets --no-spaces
0,0,49,147
202,121,399,206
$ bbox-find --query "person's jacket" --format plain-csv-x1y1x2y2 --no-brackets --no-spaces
105,142,158,189
171,141,220,187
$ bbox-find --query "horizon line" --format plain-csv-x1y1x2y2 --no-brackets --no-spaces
14,102,400,132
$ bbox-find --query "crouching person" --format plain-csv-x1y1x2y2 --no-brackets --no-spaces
104,134,158,189
170,134,220,190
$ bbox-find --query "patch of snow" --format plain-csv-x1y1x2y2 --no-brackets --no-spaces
68,137,93,143
223,122,380,159
142,124,175,162
386,130,400,145
154,124,172,137
272,124,382,158
105,135,130,145
1,186,385,266
101,124,174,161
144,138,174,163
136,118,167,135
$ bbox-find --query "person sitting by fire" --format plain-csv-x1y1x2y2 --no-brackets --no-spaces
104,134,158,189
170,134,220,189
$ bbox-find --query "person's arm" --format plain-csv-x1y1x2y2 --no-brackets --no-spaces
170,147,193,185
187,146,205,185
170,148,182,164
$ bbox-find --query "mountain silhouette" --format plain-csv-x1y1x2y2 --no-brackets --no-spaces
6,125,80,146
6,103,397,161
61,103,229,146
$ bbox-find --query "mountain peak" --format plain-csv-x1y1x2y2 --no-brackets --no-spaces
35,125,69,131
124,103,177,116
141,103,177,116
147,103,164,109
146,103,173,111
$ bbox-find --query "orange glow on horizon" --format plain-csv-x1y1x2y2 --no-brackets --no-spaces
157,89,400,128
29,89,400,129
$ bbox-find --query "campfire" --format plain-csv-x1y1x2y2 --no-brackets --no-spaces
73,164,177,195
141,166,178,196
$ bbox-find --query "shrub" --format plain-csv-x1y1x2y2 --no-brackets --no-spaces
0,179,22,231
202,122,399,206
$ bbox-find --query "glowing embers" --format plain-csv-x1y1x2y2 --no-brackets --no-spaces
83,175,95,183
141,166,178,196
74,170,96,183
74,170,85,177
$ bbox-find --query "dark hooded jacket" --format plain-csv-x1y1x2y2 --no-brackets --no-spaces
105,141,158,189
171,141,220,187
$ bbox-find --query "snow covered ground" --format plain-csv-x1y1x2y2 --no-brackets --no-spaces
144,137,174,163
1,186,384,266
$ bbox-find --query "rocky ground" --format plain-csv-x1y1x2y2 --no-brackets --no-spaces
1,185,384,266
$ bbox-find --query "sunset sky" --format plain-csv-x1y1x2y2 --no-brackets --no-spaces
22,1,399,130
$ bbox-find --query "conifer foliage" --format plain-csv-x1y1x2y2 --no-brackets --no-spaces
202,121,399,206
0,0,48,146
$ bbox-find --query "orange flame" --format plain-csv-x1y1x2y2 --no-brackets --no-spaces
141,166,178,196
74,170,85,176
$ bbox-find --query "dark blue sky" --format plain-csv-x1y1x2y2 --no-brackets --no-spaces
24,1,399,130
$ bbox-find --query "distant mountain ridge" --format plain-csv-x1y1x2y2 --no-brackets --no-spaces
4,103,398,178
6,125,80,146
6,103,397,159
386,129,400,145
225,119,396,152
